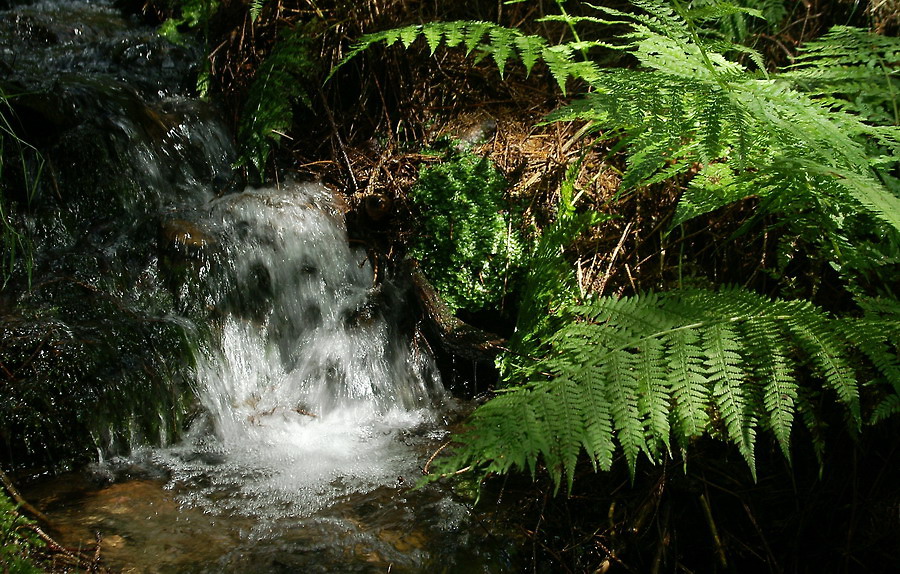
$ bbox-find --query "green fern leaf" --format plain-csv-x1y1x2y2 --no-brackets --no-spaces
358,3,900,493
544,378,585,492
603,348,646,476
463,21,491,54
238,29,318,173
422,22,444,54
463,391,535,475
784,314,861,428
400,24,422,48
514,34,547,76
580,367,616,472
818,165,900,233
844,314,900,394
665,328,709,439
785,26,900,125
872,394,900,424
705,322,757,476
672,163,745,226
636,337,671,458
746,319,797,461
487,26,517,77
542,44,577,92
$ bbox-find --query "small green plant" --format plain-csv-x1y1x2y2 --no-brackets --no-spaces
0,491,44,574
238,25,320,175
408,152,526,314
158,0,221,96
158,0,220,45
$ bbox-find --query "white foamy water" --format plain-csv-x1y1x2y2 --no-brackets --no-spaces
152,183,446,519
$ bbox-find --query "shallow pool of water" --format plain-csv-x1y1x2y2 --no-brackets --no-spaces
25,444,524,573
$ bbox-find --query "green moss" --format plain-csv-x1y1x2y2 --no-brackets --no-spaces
0,492,44,574
409,152,526,314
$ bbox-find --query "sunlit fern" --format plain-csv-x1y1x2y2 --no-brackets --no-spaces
335,1,900,234
429,287,900,491
333,1,900,489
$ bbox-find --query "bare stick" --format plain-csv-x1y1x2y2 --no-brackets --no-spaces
0,468,49,524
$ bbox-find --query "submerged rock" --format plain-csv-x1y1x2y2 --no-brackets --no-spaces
160,218,215,252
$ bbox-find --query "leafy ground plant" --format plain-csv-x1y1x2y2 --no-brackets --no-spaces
337,0,900,488
408,151,526,314
0,491,44,574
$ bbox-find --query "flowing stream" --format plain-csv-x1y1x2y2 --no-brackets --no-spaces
158,184,447,516
1,0,522,570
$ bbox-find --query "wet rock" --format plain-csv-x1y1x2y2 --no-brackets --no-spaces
453,116,498,151
160,218,215,252
364,193,392,222
378,528,428,552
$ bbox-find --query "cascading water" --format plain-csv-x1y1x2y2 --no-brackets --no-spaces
3,0,522,570
154,183,448,520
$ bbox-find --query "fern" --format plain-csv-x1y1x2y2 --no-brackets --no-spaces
430,286,900,489
498,162,608,380
158,0,220,45
239,27,319,174
783,26,900,126
845,298,900,422
250,0,265,23
332,1,900,490
334,2,900,239
686,0,786,44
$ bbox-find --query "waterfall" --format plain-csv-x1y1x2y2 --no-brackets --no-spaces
1,0,447,508
3,2,506,567
153,183,447,519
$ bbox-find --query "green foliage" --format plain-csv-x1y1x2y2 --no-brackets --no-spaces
499,160,608,379
158,0,220,45
409,153,526,313
784,26,900,126
336,1,900,491
238,26,320,175
158,0,220,95
686,0,786,43
250,0,266,23
430,287,900,490
1,89,42,288
336,1,900,238
0,491,44,574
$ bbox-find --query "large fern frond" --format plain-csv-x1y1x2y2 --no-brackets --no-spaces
332,2,900,233
430,286,897,490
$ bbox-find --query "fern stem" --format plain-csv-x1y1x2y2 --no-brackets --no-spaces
875,53,899,125
669,0,731,92
553,0,588,61
700,493,728,568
